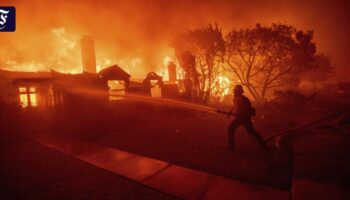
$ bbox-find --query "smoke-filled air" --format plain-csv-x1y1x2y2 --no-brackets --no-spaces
1,1,350,199
1,0,349,81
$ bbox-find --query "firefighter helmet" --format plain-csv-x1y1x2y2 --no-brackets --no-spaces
233,84,244,94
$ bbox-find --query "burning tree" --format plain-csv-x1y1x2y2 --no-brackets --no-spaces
225,23,316,103
179,51,200,101
173,24,225,103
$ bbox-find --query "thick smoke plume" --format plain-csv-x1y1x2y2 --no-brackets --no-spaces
0,0,349,80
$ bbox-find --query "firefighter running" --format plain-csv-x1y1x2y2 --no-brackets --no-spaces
227,85,268,151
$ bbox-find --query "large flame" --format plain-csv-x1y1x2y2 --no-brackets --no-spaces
211,76,231,101
2,27,178,78
156,56,184,81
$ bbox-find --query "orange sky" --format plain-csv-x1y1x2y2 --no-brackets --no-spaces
0,0,349,81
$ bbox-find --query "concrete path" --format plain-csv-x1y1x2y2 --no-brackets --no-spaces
36,137,288,200
32,112,349,199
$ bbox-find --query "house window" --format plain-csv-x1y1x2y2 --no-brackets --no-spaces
19,87,37,108
108,80,125,101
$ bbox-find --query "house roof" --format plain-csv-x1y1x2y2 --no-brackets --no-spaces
98,65,130,81
0,69,53,82
0,64,131,87
52,71,93,85
0,69,99,87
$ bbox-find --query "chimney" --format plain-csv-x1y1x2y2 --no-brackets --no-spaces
80,36,96,73
168,61,177,82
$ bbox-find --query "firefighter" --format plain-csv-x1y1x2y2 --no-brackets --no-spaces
227,85,267,151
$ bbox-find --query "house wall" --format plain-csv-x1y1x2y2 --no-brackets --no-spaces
0,78,18,102
15,81,54,109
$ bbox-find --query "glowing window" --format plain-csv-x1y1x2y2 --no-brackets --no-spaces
29,87,36,92
108,80,125,101
19,94,29,107
19,87,27,93
18,86,38,108
29,93,37,106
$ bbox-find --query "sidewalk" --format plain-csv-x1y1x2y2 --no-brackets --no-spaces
0,140,178,200
37,136,289,200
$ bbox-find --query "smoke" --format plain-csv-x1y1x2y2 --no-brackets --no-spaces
0,0,349,80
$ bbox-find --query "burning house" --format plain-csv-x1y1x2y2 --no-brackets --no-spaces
0,70,54,108
0,35,184,109
0,36,134,108
128,61,180,98
99,65,131,101
0,65,131,109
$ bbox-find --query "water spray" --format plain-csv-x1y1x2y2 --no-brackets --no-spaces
69,88,226,115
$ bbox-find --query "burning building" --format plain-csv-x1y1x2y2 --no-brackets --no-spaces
0,34,136,108
0,32,185,108
0,65,130,109
0,70,54,108
99,65,131,101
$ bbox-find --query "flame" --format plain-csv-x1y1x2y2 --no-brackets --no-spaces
162,56,173,66
51,27,77,56
113,57,142,76
49,27,81,73
211,76,231,101
2,26,181,80
155,56,185,81
96,58,113,72
3,27,81,74
2,61,47,72
155,56,172,81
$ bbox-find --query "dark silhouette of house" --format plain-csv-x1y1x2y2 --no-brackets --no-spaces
98,65,131,84
0,65,131,108
128,72,179,98
98,65,131,101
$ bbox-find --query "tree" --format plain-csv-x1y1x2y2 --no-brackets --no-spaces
179,51,200,100
225,23,316,103
172,24,225,103
300,53,335,90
